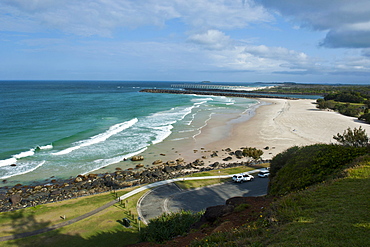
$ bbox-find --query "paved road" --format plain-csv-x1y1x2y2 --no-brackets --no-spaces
138,176,269,224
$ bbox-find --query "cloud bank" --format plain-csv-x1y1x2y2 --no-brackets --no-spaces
260,0,370,48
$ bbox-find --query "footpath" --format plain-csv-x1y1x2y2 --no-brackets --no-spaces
0,169,263,241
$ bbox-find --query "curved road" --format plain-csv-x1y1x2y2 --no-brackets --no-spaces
138,176,268,224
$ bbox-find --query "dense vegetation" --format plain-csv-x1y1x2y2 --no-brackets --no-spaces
256,83,370,123
316,90,369,122
268,144,368,195
139,210,203,243
256,83,370,98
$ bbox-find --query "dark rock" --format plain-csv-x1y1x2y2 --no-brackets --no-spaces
135,164,144,168
166,160,177,166
10,164,17,167
235,150,244,159
202,205,234,223
9,194,22,206
0,193,6,201
222,156,232,161
152,160,163,165
163,166,174,173
210,152,218,157
193,159,204,166
210,162,220,167
131,155,144,161
50,190,62,196
226,196,249,206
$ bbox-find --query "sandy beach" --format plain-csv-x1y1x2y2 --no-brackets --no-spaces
203,98,370,161
96,97,370,173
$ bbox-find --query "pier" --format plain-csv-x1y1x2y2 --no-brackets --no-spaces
171,84,250,91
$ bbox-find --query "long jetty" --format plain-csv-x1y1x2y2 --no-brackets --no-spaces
140,89,296,99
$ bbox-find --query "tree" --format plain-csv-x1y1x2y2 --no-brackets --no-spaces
333,127,369,147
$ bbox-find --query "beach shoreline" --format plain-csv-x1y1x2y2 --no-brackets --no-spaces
105,97,370,172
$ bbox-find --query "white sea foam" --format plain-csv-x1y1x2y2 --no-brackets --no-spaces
151,125,174,145
82,147,147,175
0,147,40,167
39,144,53,150
192,113,214,139
0,157,17,167
0,161,45,179
52,118,138,156
13,149,35,159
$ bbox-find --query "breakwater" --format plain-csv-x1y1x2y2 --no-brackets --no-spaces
140,89,296,99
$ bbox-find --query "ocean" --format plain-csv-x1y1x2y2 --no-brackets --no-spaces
0,81,264,186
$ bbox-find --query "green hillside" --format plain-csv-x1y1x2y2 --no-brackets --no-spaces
190,145,370,246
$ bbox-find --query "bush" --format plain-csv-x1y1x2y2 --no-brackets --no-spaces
268,144,367,195
140,210,203,243
359,113,370,124
242,147,263,160
333,127,369,147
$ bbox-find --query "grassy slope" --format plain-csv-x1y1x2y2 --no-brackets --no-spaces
268,163,370,246
190,162,370,246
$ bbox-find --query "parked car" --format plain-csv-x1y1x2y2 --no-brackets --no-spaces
232,173,254,183
258,170,270,178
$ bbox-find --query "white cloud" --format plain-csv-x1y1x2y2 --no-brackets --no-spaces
259,0,370,48
187,30,232,50
0,0,271,37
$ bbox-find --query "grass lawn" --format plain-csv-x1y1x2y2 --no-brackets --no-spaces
267,163,370,246
0,189,147,247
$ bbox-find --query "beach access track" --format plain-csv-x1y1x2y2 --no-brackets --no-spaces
0,169,265,242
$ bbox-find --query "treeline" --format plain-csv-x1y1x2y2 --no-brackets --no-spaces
316,91,370,123
256,83,370,97
256,83,370,123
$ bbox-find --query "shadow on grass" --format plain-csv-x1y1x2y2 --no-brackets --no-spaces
2,208,140,247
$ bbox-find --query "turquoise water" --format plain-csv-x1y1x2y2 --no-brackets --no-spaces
0,81,261,184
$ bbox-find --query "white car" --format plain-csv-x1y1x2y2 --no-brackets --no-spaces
232,173,254,183
258,170,270,178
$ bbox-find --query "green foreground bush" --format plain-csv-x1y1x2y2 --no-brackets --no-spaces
268,144,367,195
140,210,203,243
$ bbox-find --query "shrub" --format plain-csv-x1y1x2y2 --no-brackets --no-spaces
242,147,264,160
140,210,203,243
333,127,369,147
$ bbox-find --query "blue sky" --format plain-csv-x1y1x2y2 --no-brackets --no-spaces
1,0,370,84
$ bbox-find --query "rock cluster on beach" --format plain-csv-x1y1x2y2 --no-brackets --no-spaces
0,150,268,212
